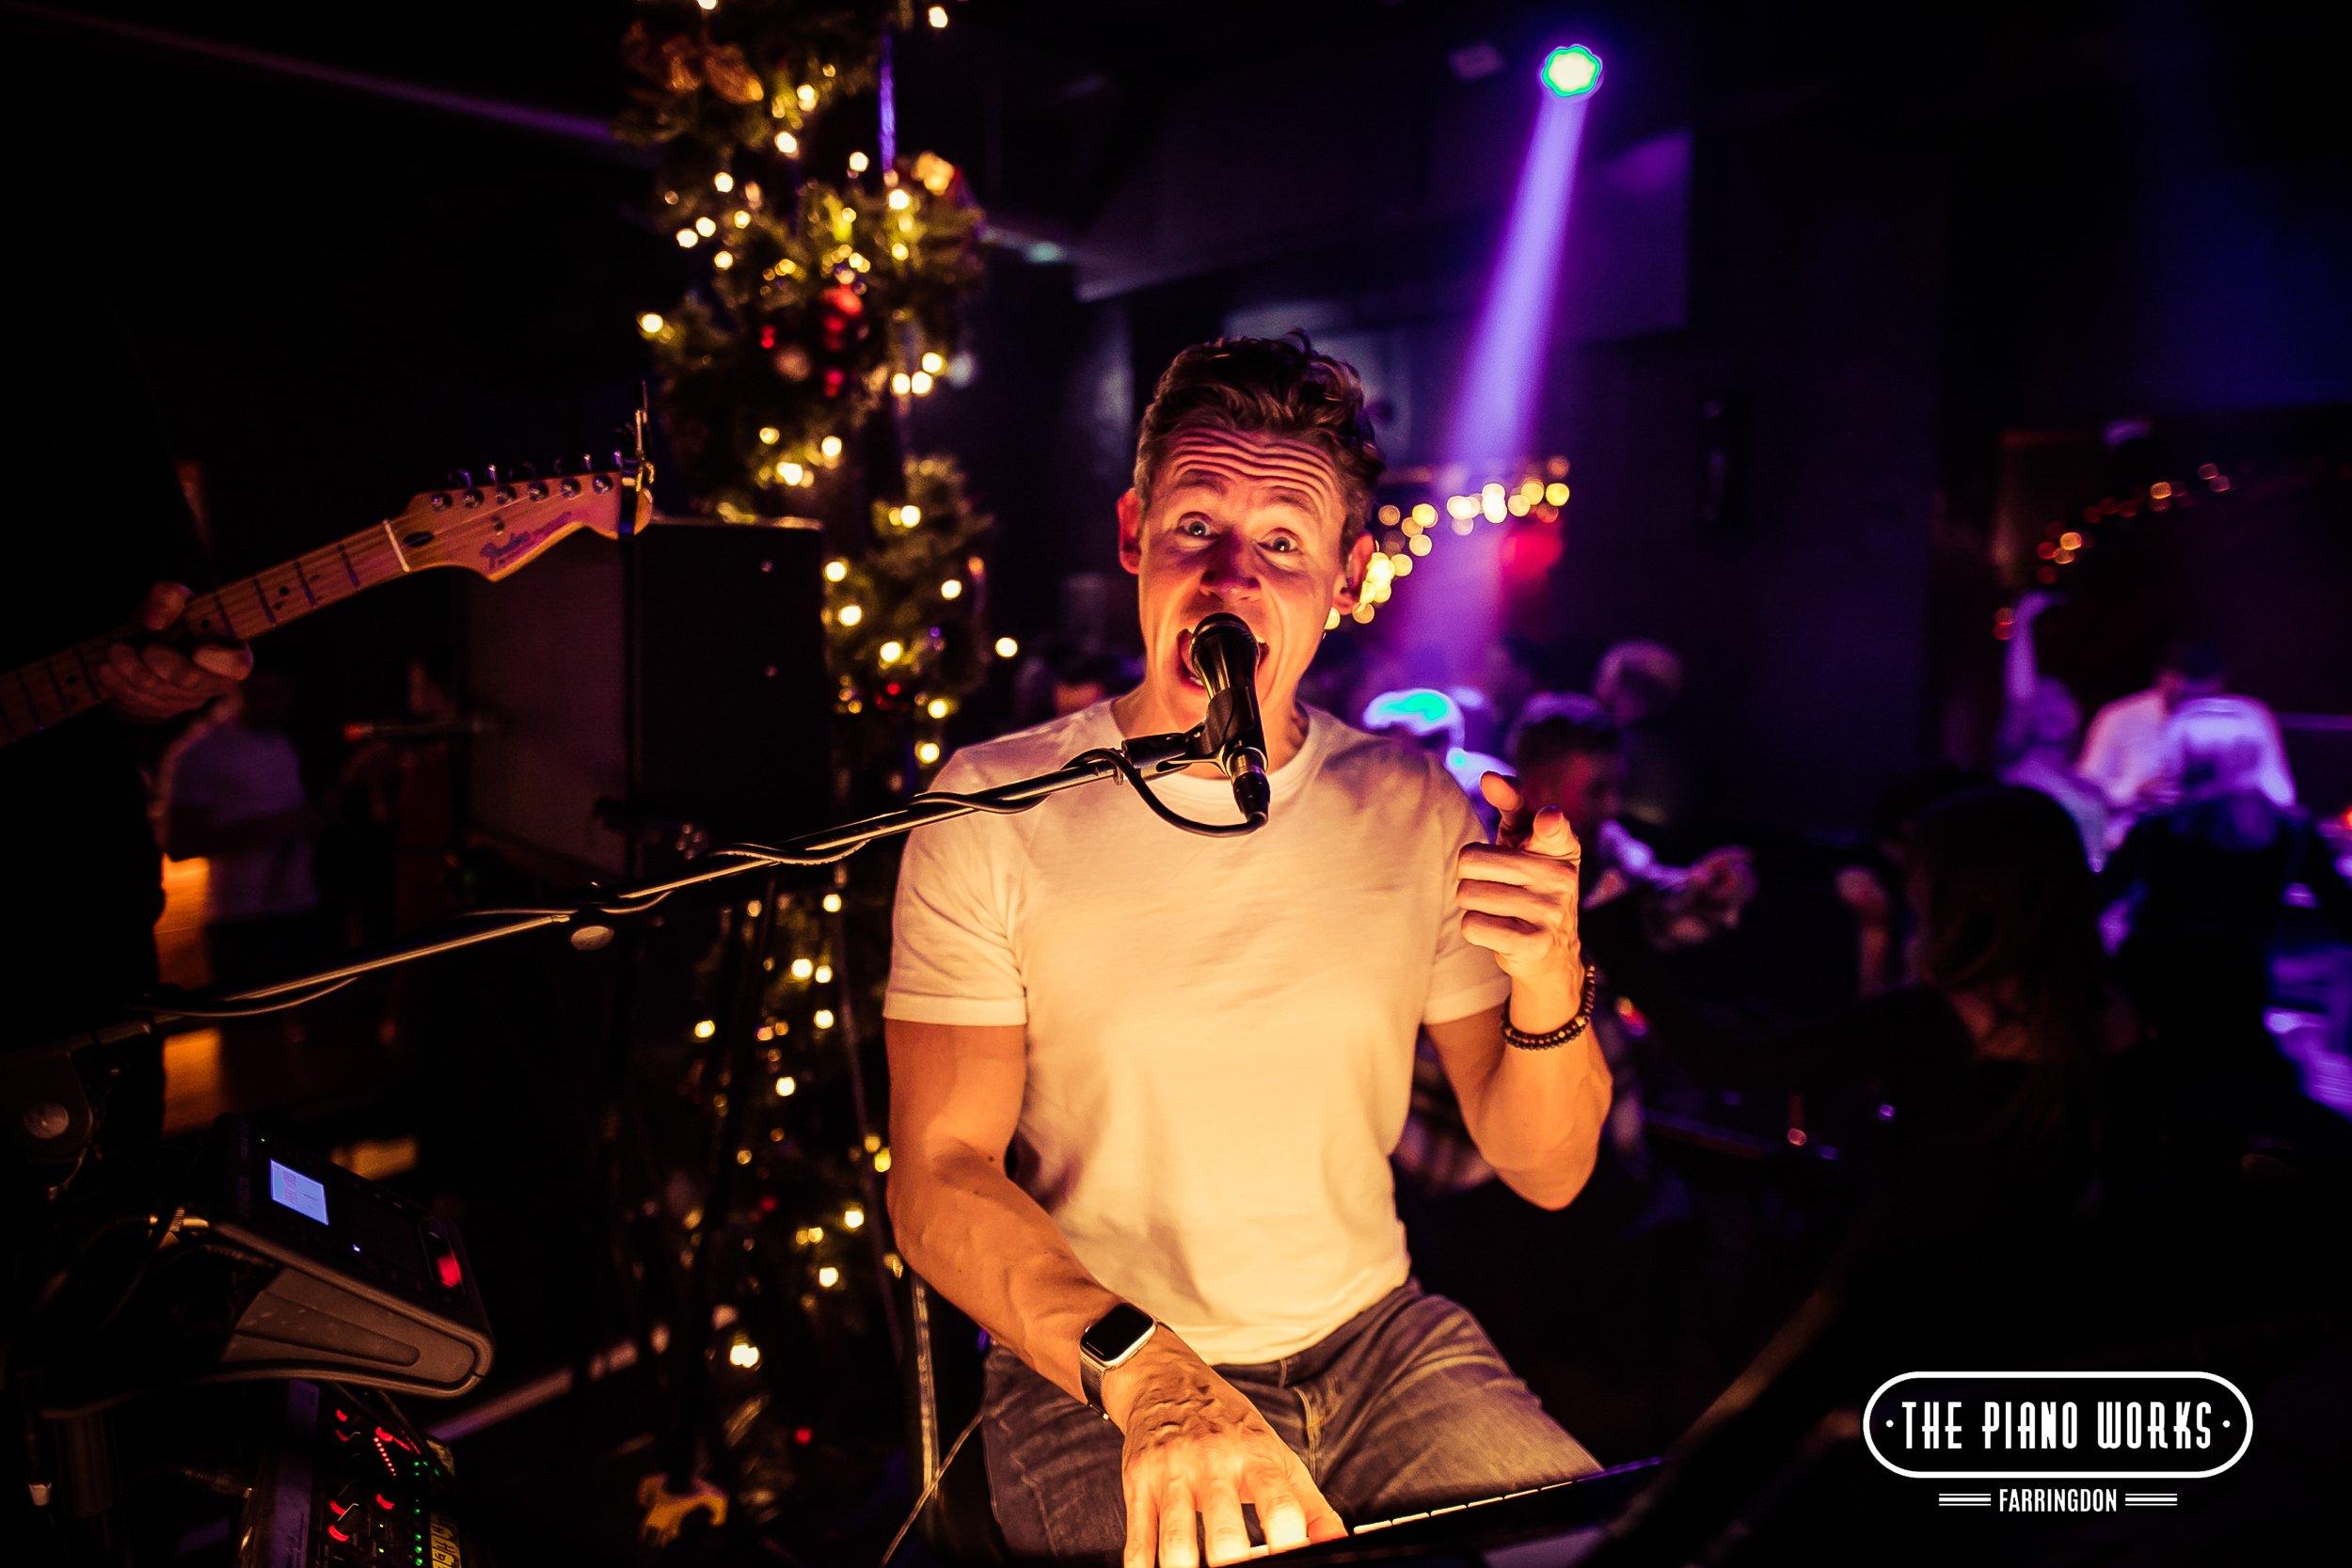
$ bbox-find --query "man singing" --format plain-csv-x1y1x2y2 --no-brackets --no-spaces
883,336,1608,1567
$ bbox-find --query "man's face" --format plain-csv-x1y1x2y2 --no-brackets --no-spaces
1517,751,1622,842
1119,427,1374,726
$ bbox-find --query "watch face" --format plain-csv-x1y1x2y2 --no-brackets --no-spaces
1082,1303,1154,1365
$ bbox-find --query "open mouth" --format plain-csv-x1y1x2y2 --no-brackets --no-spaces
1174,626,1270,691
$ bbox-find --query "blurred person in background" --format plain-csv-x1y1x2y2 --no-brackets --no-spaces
1596,639,1697,852
2079,637,2295,837
2,294,251,1171
1397,693,1754,1197
1995,592,2109,864
159,665,323,989
2101,696,2352,1087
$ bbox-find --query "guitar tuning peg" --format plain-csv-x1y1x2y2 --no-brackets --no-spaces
580,453,597,475
485,463,501,485
517,461,540,480
454,468,474,488
611,449,626,472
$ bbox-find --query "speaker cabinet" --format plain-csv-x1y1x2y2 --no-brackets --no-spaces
464,517,832,876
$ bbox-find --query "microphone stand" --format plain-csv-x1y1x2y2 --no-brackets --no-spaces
19,726,1236,1072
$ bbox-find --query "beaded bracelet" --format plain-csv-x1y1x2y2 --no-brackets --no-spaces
1501,965,1601,1050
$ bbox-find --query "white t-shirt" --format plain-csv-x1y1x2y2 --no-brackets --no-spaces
2078,687,2295,818
883,699,1511,1364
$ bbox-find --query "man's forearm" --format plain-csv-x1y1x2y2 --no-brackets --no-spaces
885,1148,1121,1405
1477,970,1611,1203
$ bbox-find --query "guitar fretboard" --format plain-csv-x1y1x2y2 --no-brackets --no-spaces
0,523,411,743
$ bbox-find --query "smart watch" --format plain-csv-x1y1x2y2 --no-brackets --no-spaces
1077,1302,1158,1419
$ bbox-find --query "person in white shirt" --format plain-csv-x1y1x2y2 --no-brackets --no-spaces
2077,639,2295,835
883,336,1608,1568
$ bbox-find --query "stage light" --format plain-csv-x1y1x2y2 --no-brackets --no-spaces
1541,45,1603,99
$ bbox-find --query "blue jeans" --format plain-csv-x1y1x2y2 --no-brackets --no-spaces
980,1279,1598,1563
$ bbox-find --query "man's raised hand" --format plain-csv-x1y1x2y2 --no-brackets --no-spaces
1456,772,1584,993
1103,1337,1347,1567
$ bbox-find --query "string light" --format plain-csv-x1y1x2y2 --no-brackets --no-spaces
910,370,933,394
693,216,717,237
837,604,863,626
713,251,734,270
817,1266,841,1288
822,893,843,913
848,150,869,174
775,130,799,155
879,640,904,663
824,559,848,582
928,4,948,25
887,188,913,212
694,1020,717,1039
759,425,781,444
675,228,698,247
813,963,833,984
713,171,735,193
813,1008,835,1029
938,579,961,599
926,696,951,718
916,740,941,764
820,435,843,459
729,1340,761,1368
790,958,814,979
843,1205,866,1229
921,351,946,374
639,312,666,335
993,636,1019,658
774,1075,797,1097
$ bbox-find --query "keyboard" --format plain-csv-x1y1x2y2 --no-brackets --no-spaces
1287,1459,1660,1564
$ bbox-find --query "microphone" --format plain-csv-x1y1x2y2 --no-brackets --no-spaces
1187,611,1271,822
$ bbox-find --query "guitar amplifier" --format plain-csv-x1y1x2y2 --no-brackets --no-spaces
463,516,834,876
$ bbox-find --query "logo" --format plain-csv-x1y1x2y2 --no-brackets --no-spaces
1863,1371,2252,1513
479,511,572,571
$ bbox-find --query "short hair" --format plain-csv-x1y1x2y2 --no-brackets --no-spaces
1133,333,1385,550
2159,638,2225,684
1509,692,1619,771
1595,640,1684,718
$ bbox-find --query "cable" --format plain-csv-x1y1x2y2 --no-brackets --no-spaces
910,747,1263,838
124,739,1255,1027
126,976,359,1018
875,1410,980,1568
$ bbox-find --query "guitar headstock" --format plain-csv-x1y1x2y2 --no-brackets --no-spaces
387,462,652,581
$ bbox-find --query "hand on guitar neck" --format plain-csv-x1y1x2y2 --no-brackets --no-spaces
91,581,254,724
0,463,646,748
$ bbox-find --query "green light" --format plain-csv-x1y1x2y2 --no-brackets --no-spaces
1541,45,1603,99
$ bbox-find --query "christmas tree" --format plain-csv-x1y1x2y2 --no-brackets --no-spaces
613,0,992,1542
